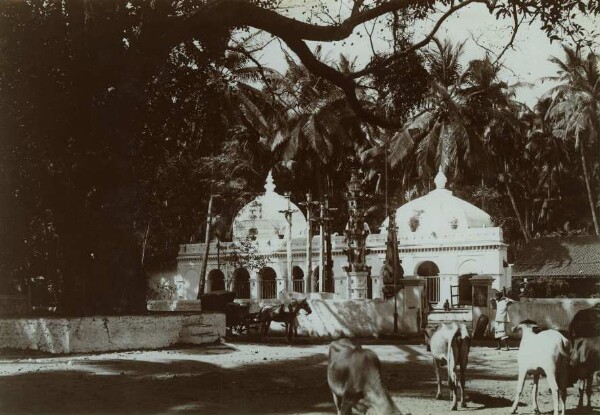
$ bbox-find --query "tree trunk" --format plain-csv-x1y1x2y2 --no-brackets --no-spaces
197,195,213,298
580,144,600,235
505,181,530,243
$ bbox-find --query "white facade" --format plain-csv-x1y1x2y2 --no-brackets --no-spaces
167,168,511,308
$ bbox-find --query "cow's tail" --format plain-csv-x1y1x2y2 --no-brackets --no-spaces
558,333,571,358
447,328,459,389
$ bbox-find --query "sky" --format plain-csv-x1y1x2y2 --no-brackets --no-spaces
251,1,599,108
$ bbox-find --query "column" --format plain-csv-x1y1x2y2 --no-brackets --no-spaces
250,270,260,300
470,275,494,337
370,274,383,299
438,274,456,307
348,271,369,299
400,277,426,334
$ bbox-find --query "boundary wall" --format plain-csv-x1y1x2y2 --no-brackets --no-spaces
0,313,224,354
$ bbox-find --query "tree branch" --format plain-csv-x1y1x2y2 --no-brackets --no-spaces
282,36,402,128
172,0,415,44
350,0,487,78
492,4,523,66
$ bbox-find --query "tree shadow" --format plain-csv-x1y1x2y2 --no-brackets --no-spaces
0,352,332,414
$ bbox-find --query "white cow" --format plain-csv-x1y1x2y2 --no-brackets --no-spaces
424,322,471,411
510,320,570,415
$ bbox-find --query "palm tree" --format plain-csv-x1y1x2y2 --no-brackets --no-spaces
264,48,370,199
545,46,600,235
388,41,534,241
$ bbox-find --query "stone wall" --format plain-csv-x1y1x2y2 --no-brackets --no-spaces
0,313,225,354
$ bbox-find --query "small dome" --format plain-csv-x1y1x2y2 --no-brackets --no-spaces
232,171,307,248
382,168,493,234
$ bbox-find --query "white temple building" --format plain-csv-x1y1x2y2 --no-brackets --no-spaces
170,168,511,309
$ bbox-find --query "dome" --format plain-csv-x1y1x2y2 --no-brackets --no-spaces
232,171,307,248
382,168,493,235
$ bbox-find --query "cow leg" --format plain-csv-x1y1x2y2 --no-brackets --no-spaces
585,374,593,408
460,362,467,408
545,371,560,415
434,359,443,400
340,388,359,415
450,373,458,411
531,373,540,414
558,386,567,415
511,368,527,414
332,393,342,415
577,378,585,408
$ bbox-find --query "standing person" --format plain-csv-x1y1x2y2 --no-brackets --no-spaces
492,292,516,350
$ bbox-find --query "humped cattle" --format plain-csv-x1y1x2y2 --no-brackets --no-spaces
423,322,471,411
327,338,401,415
510,320,570,415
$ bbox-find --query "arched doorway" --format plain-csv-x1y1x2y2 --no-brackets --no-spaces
259,267,277,299
232,268,250,299
417,261,440,305
292,266,304,293
457,274,475,306
207,269,225,292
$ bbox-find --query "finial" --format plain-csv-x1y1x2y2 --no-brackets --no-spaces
264,170,276,193
434,166,447,189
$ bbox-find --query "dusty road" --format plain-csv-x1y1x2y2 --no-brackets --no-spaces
0,339,598,415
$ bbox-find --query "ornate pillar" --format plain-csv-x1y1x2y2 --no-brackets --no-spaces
343,170,371,300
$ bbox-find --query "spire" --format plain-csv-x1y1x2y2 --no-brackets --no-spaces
264,170,276,193
434,166,447,189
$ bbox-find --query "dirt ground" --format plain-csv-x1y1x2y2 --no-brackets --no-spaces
0,338,598,415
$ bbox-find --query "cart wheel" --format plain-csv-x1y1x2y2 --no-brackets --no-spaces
233,324,246,336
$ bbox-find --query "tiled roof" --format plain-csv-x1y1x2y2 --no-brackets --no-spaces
512,236,600,278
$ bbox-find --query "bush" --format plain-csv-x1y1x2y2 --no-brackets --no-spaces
520,278,575,298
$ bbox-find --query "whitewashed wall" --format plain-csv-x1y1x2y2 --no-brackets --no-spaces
506,298,600,333
0,313,225,354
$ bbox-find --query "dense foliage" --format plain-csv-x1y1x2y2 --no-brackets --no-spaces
0,0,598,313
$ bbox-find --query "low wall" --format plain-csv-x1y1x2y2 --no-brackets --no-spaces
238,294,420,338
0,313,225,354
505,298,600,336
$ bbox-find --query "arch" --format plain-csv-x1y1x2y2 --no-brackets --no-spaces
232,268,250,299
458,273,476,305
259,267,277,299
416,261,440,304
292,266,305,293
458,259,480,276
416,261,440,277
208,269,225,292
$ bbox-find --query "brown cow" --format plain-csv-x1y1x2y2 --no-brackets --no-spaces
327,338,401,415
423,322,471,411
570,336,600,409
569,304,600,340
